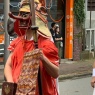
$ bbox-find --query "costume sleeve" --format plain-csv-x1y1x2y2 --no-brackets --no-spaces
42,40,59,66
8,37,20,52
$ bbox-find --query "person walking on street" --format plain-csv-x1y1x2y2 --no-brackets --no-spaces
91,62,95,95
91,62,95,88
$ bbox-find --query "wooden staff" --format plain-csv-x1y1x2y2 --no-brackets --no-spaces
29,1,43,94
29,0,38,45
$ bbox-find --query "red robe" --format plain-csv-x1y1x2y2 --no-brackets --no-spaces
8,35,59,95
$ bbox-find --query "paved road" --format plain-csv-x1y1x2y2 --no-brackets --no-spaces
0,75,94,95
59,76,93,95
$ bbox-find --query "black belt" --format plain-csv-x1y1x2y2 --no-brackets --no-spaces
38,68,42,95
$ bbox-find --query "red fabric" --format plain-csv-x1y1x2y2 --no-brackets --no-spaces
8,35,59,95
14,20,26,36
38,36,59,95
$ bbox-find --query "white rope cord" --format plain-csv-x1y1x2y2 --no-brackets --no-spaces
0,24,4,29
10,1,53,9
0,15,4,29
0,15,4,21
45,0,52,9
9,2,21,8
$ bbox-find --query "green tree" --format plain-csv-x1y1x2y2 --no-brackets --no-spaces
74,0,85,27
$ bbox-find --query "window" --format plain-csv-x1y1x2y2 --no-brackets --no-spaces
87,0,95,11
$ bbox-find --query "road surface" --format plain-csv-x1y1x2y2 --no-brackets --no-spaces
59,76,93,95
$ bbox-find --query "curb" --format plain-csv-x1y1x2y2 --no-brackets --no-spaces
0,66,92,80
59,71,92,80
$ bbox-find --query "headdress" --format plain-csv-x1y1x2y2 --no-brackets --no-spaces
9,0,51,38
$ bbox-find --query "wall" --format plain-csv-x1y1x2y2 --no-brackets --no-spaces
85,11,95,28
73,19,82,60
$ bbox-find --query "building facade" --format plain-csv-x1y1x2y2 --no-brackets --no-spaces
85,0,95,28
0,0,75,60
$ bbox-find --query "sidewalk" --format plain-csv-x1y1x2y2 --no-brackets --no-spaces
0,58,94,81
59,59,94,80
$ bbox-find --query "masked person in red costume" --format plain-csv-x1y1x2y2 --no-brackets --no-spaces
4,0,59,95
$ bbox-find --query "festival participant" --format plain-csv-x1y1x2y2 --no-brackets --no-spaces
4,0,59,95
91,62,95,88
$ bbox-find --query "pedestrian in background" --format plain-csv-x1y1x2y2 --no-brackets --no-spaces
50,22,56,42
91,62,95,95
55,26,63,59
91,62,95,88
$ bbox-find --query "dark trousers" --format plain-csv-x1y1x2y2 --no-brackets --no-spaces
55,41,62,58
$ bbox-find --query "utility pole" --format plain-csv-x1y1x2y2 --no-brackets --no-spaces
4,0,10,65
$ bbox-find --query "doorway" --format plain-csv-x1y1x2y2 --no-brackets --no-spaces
47,0,66,59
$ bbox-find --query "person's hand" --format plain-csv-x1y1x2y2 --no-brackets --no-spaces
91,77,95,88
32,48,45,60
38,49,45,61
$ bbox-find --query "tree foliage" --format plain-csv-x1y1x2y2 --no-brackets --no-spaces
74,0,85,27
